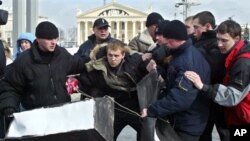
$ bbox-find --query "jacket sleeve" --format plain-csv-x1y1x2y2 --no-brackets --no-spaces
65,49,87,74
147,72,198,117
0,61,24,112
202,58,250,106
128,36,139,51
202,83,250,107
0,41,6,78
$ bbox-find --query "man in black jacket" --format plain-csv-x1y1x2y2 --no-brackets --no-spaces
0,37,6,139
75,18,117,62
192,11,229,141
0,40,5,78
0,21,86,121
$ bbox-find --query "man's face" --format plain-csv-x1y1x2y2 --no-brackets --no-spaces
155,34,165,45
185,20,194,35
193,18,207,40
37,38,57,52
163,37,180,49
93,26,109,41
107,49,125,67
148,25,157,42
217,33,239,54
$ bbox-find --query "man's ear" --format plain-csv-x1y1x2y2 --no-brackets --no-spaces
234,36,240,42
122,53,125,59
205,23,213,30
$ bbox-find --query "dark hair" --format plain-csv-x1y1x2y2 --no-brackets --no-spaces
193,11,216,29
217,20,242,39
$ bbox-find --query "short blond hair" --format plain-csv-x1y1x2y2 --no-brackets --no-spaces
106,40,131,54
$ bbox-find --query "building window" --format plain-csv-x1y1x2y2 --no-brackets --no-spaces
121,22,125,30
138,24,141,30
114,22,117,30
121,34,125,42
7,38,11,46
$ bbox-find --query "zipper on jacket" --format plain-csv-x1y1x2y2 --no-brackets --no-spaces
48,64,57,100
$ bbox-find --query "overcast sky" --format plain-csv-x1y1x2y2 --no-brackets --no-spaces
2,0,250,29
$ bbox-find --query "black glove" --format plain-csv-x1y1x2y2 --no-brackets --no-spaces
152,45,167,65
3,107,15,118
2,107,15,133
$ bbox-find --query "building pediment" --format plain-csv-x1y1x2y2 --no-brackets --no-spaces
77,2,148,18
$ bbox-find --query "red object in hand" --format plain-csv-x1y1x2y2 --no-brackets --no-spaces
66,77,79,95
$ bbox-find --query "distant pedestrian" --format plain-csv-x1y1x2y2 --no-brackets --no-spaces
13,32,35,59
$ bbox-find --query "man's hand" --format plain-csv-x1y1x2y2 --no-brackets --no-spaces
142,53,152,61
146,59,157,72
3,107,15,121
184,71,204,90
140,108,148,118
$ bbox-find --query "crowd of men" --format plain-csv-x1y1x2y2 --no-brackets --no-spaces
0,10,249,141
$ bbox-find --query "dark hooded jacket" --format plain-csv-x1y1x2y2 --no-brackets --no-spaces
193,30,226,84
147,39,211,136
0,40,85,111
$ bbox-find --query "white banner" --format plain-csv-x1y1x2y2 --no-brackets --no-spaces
7,100,95,138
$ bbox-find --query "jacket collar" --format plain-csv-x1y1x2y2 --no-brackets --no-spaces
88,34,112,43
138,29,154,45
32,40,60,63
170,38,192,56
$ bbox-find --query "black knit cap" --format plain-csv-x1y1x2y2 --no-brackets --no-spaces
146,12,164,27
35,21,59,39
155,20,170,35
163,20,188,40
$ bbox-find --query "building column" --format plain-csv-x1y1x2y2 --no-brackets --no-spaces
77,22,81,46
85,21,88,41
124,21,128,43
26,0,38,34
12,0,25,55
116,21,120,39
141,21,144,32
132,21,136,37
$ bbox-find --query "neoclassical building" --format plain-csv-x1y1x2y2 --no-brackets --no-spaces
76,1,148,45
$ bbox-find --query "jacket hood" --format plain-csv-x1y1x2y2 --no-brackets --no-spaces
14,32,36,59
